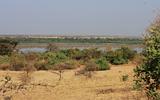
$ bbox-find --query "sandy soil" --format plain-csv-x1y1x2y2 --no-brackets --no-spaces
0,63,146,100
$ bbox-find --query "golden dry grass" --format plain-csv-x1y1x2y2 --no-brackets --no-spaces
0,63,147,100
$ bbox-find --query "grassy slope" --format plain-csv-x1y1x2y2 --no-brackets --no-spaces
0,63,146,100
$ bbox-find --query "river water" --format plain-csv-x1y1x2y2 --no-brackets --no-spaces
19,47,143,53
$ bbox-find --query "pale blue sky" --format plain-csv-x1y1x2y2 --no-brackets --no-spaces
0,0,159,36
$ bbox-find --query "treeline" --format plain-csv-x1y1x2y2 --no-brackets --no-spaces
15,37,142,44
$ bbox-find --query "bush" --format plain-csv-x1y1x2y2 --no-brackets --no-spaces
120,46,137,60
85,60,98,71
62,60,79,69
25,52,39,61
96,57,110,70
34,60,49,70
75,60,98,78
134,15,160,99
105,47,136,65
10,53,26,71
104,51,115,62
121,74,129,82
0,55,10,65
82,60,98,77
0,38,18,55
111,56,127,65
43,52,67,66
83,48,102,61
53,60,79,70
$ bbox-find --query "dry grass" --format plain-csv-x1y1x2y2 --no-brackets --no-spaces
0,63,147,100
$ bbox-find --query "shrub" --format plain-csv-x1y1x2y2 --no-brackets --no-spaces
0,38,18,55
75,60,98,78
62,60,79,69
105,46,136,65
119,46,137,60
132,54,145,65
85,60,98,71
0,55,10,64
83,48,102,61
44,52,67,66
96,57,110,70
53,60,79,70
10,53,26,71
34,60,49,70
43,52,57,65
104,51,115,62
0,55,10,70
25,52,39,61
111,56,127,65
110,49,127,65
71,49,84,60
83,60,98,78
134,15,160,99
121,74,129,82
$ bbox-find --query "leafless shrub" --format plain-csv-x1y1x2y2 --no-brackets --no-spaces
75,60,98,78
19,72,32,85
51,63,65,80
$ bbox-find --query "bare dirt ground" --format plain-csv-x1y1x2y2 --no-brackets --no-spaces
0,63,146,100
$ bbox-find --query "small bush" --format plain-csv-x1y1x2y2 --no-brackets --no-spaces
53,60,79,70
10,53,26,71
0,55,10,70
62,60,79,69
83,60,98,78
43,52,67,66
111,56,127,65
121,74,129,82
34,60,49,70
0,38,18,55
0,55,10,64
25,52,39,61
75,60,98,78
85,60,98,71
132,54,145,65
96,57,110,70
105,46,136,65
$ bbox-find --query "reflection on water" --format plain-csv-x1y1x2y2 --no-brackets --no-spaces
20,48,47,53
19,47,143,53
133,47,143,53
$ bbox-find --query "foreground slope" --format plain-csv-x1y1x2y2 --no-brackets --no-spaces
0,63,146,100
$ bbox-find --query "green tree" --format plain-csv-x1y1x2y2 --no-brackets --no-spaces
134,16,160,99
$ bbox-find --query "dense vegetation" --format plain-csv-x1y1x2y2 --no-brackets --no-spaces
15,37,142,44
134,16,160,99
0,39,138,71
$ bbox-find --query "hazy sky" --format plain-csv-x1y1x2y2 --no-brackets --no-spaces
0,0,159,36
